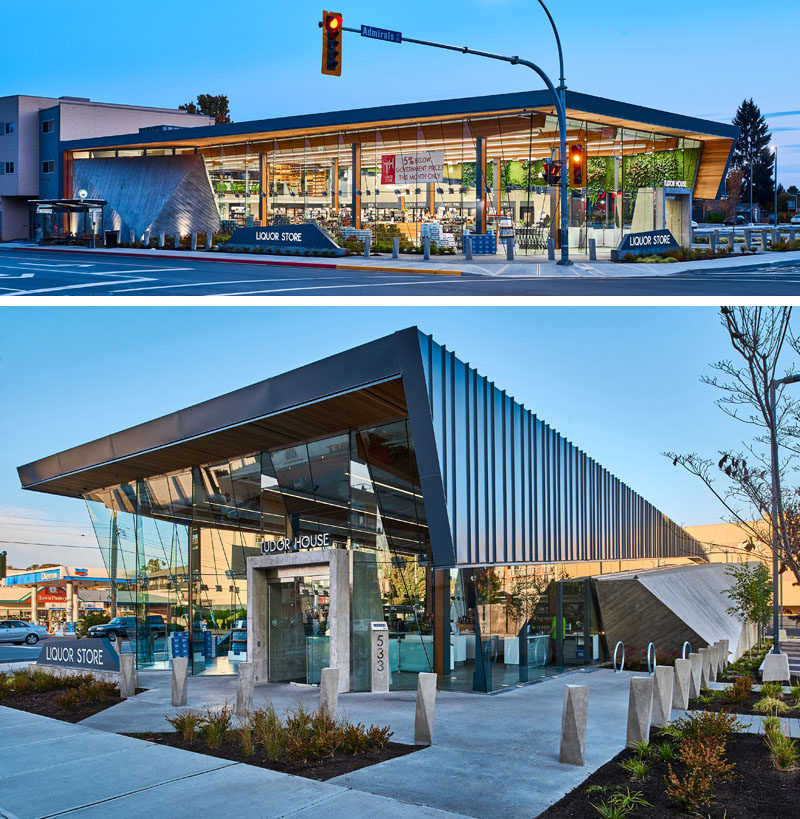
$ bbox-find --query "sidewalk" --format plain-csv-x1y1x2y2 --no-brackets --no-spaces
55,668,634,818
4,242,800,279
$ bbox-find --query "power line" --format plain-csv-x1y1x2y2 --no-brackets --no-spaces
0,540,99,549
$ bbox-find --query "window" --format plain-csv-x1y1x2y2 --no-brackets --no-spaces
41,160,55,174
42,119,55,134
2,122,14,135
0,162,14,174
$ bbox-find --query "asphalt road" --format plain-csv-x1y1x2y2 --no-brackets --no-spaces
2,250,800,296
0,640,47,663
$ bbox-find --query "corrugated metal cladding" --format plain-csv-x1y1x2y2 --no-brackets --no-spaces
418,332,705,567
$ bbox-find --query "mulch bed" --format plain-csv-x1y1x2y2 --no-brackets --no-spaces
541,732,799,818
1,687,146,723
124,731,424,780
687,689,800,718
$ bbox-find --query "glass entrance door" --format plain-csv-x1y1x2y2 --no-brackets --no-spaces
267,574,330,683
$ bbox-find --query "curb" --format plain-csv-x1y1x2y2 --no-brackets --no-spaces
10,246,461,276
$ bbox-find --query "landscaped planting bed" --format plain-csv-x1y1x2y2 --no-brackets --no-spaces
126,703,423,781
0,667,142,723
542,711,799,818
690,677,800,717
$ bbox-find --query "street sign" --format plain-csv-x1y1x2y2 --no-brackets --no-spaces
360,24,402,44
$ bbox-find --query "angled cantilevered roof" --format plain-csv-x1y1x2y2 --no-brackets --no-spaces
18,327,705,568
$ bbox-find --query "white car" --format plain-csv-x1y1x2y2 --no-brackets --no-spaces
791,214,800,225
0,619,50,645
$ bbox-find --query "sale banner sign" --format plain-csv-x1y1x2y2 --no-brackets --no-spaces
381,151,444,185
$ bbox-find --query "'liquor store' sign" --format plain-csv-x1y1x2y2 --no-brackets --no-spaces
38,637,120,672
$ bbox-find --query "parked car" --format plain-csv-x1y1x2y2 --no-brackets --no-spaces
0,619,49,645
790,214,800,225
87,615,166,641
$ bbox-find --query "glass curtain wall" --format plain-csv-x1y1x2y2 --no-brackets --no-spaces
83,420,434,687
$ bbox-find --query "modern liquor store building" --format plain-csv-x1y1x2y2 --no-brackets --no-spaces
54,89,738,252
18,329,705,692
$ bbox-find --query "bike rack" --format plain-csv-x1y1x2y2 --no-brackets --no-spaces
613,640,625,672
682,641,692,659
647,642,657,674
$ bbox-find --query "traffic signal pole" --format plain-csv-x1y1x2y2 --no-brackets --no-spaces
331,23,573,265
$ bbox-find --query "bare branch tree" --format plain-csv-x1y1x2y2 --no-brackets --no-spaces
664,307,800,603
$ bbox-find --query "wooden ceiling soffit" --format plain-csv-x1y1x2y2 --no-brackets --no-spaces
34,378,409,498
693,138,735,200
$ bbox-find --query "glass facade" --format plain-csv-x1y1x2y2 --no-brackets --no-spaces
71,329,706,692
71,111,702,251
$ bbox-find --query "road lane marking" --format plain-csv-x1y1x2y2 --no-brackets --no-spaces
219,278,463,295
0,273,34,279
9,277,156,295
16,262,95,268
112,275,368,293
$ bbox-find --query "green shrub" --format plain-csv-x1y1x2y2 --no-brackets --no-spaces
166,710,204,743
765,729,799,770
366,724,393,748
251,705,285,761
760,681,784,699
725,674,753,704
54,689,82,709
591,788,651,818
653,741,675,761
762,715,782,737
238,722,255,757
790,684,800,707
341,721,370,756
201,704,233,749
754,695,789,714
619,756,650,779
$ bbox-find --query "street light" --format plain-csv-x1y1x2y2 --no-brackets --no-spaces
744,157,753,224
771,145,778,227
767,372,800,655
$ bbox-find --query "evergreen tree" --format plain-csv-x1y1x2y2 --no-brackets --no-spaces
180,94,231,125
731,99,774,210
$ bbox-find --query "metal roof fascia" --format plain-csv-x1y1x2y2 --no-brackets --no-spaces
60,89,736,153
17,330,411,491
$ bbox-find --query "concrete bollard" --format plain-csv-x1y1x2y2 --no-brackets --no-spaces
119,653,136,699
319,667,339,719
423,235,431,261
673,658,692,710
713,641,725,676
547,238,556,261
206,232,213,250
505,237,514,261
191,232,198,252
171,657,188,707
588,237,597,261
129,229,136,246
772,229,781,247
688,653,702,699
744,228,752,251
370,622,390,693
720,638,729,668
711,229,719,253
707,646,718,683
761,653,791,683
414,672,437,745
559,685,588,766
363,235,371,258
464,235,473,261
174,234,180,250
235,661,254,717
789,229,797,244
698,647,712,688
392,237,400,259
159,232,166,248
144,229,151,247
626,677,654,747
651,666,673,727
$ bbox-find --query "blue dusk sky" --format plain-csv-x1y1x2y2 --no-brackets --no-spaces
0,306,791,567
1,0,798,185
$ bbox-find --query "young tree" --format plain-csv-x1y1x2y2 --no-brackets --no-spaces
723,167,744,223
731,99,774,210
724,561,772,636
664,307,800,605
179,94,231,125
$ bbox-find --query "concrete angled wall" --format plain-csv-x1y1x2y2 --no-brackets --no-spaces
72,154,221,239
594,562,749,662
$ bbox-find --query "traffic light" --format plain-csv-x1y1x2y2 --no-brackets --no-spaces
544,160,561,186
569,144,586,188
321,10,343,76
0,551,6,581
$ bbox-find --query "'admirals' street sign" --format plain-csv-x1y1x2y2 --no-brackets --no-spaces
361,25,402,44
